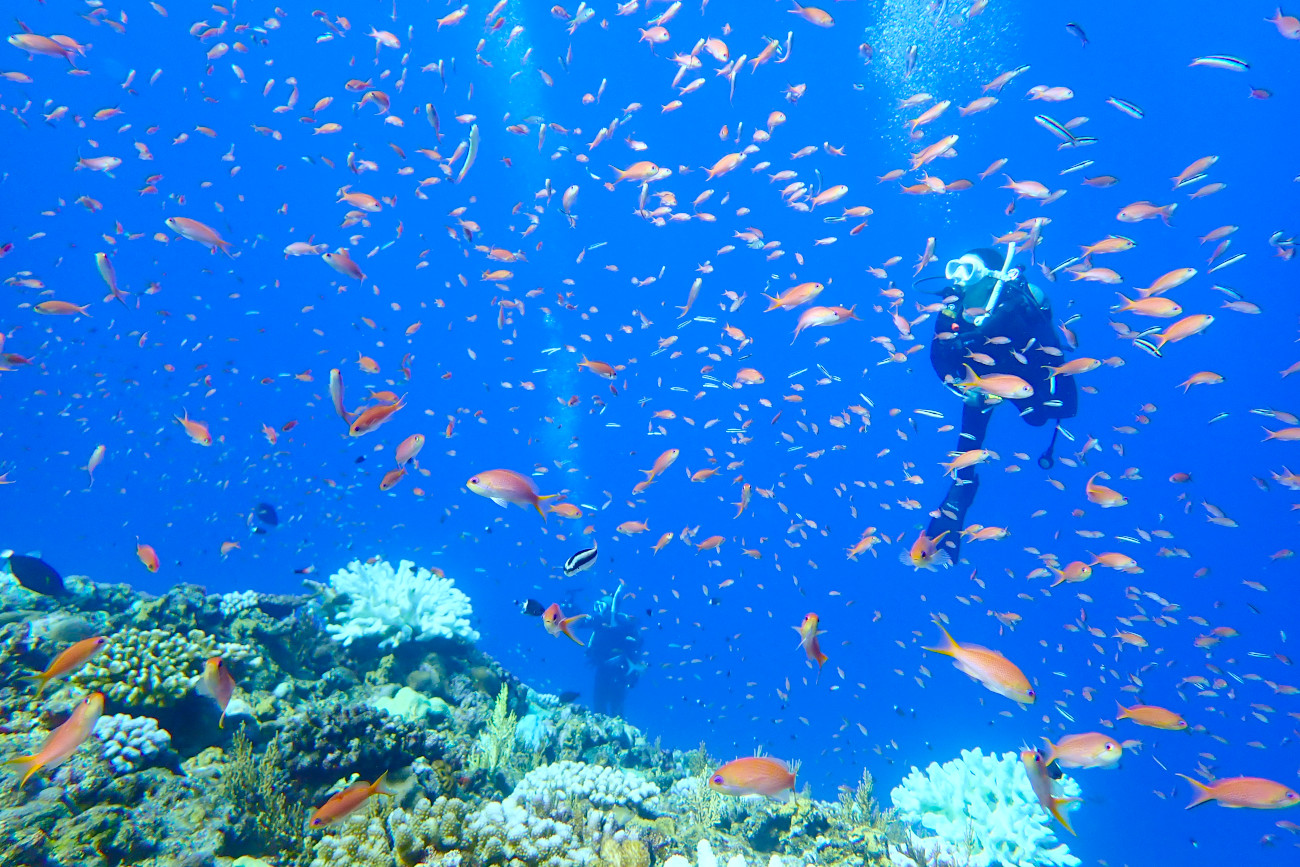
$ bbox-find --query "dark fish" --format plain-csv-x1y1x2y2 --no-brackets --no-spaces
904,44,917,78
1066,22,1089,46
563,542,598,577
251,502,279,533
558,691,580,703
3,552,66,596
520,598,545,617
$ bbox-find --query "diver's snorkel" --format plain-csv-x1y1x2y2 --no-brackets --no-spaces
944,243,1019,326
971,242,1017,327
608,583,622,626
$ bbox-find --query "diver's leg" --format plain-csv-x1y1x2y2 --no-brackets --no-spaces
926,400,992,560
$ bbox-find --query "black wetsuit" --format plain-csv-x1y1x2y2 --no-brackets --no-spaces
587,611,643,717
925,275,1077,555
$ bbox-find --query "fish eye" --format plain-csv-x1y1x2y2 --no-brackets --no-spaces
711,775,724,784
1104,743,1113,750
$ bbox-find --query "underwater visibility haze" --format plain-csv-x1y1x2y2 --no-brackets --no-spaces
2,1,1299,866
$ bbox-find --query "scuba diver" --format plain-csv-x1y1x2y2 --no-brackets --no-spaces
924,244,1077,561
585,585,645,717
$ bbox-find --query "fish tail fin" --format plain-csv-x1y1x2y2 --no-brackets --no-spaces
1161,203,1177,226
562,615,589,646
1048,569,1067,588
4,755,41,785
1050,797,1080,834
1114,700,1129,720
534,494,561,521
608,165,625,182
959,363,979,388
923,622,959,657
22,672,51,699
1176,773,1214,809
1113,292,1133,310
1041,737,1059,766
374,769,394,796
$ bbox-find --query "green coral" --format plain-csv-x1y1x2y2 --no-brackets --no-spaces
470,684,517,774
69,626,258,707
219,728,309,859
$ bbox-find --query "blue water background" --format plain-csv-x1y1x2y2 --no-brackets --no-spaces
2,1,1298,864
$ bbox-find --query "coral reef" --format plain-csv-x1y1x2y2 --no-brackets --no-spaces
0,561,902,867
889,748,1080,867
322,558,479,649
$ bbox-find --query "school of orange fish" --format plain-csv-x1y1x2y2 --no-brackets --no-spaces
4,0,1300,851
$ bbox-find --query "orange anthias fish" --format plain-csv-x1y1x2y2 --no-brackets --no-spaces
900,529,953,571
708,756,799,802
640,448,680,482
1115,701,1188,730
349,395,407,437
395,433,425,467
165,216,233,253
467,469,559,518
543,603,589,646
309,771,393,827
1042,733,1123,769
1176,775,1300,810
329,368,356,424
1021,749,1081,834
136,540,160,572
1085,472,1128,508
794,613,828,676
5,692,104,785
197,657,237,728
27,636,107,698
175,410,213,446
924,622,1036,704
956,364,1034,400
763,282,824,311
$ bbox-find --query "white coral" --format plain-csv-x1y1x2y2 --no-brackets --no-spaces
889,748,1080,867
465,761,660,867
511,760,659,810
324,558,478,649
664,840,793,867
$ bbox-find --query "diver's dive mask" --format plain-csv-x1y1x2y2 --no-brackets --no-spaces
944,253,991,288
945,243,1019,325
945,250,1015,288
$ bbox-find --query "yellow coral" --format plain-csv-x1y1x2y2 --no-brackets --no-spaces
469,684,516,773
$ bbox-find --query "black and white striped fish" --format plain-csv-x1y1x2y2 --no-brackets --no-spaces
563,542,599,577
